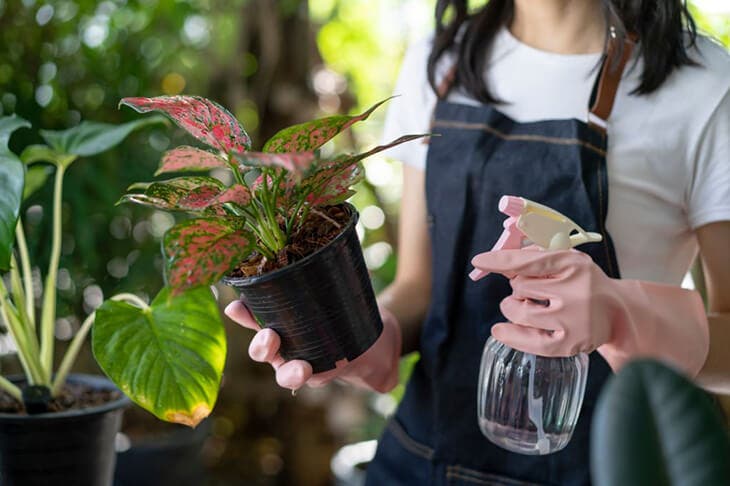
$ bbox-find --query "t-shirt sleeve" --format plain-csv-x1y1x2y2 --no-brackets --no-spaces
380,39,436,170
687,87,730,229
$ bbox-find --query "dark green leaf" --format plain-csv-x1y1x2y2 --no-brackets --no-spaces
0,115,30,271
92,287,226,427
591,359,730,486
39,116,166,162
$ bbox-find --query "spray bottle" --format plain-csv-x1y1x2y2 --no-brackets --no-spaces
472,195,602,455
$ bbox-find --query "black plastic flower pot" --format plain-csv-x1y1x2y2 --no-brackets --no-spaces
114,418,210,486
222,203,383,374
0,374,130,486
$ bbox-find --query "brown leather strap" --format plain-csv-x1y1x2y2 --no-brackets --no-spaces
437,66,457,99
588,35,635,133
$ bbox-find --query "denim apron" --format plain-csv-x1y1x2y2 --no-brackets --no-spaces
366,38,634,486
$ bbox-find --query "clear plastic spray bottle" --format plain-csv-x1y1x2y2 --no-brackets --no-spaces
470,196,603,455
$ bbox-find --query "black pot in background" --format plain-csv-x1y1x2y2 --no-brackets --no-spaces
114,418,210,486
222,203,383,373
0,374,129,486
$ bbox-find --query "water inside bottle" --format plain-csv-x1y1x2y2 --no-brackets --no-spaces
477,337,589,455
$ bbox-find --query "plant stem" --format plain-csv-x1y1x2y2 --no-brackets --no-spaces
110,292,150,309
227,154,245,186
51,293,149,395
51,312,94,396
0,284,45,385
0,375,21,402
40,164,65,377
15,220,35,326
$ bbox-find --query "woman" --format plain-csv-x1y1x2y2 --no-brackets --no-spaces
225,0,730,483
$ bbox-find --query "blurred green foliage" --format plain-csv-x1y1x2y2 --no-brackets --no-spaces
0,1,728,483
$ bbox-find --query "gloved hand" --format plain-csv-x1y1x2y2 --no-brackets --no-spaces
224,300,402,392
471,248,710,376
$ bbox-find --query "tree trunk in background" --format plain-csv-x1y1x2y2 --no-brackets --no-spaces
209,0,322,148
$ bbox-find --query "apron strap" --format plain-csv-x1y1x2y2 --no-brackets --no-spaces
587,34,636,134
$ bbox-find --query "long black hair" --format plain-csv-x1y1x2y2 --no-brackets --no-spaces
428,0,699,103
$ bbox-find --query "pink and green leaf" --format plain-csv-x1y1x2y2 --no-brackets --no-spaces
163,218,253,294
235,151,316,174
119,177,224,213
306,164,363,207
120,96,251,154
215,184,251,207
262,97,394,153
156,146,228,176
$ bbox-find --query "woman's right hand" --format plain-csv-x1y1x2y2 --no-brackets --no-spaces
224,300,403,392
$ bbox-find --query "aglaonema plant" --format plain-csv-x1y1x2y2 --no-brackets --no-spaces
92,95,426,427
0,113,163,405
115,95,424,294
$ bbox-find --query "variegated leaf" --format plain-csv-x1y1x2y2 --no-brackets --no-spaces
156,146,228,175
307,164,363,207
163,218,253,294
262,97,394,153
120,96,251,154
215,184,252,207
120,177,224,212
235,151,316,174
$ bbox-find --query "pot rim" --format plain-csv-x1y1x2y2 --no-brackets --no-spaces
221,202,359,288
0,373,130,422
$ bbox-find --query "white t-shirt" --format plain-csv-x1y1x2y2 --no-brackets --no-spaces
382,27,730,285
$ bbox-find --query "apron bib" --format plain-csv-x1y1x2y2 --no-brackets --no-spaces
366,37,634,486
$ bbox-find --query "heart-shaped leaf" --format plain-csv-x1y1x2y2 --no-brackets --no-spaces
0,115,30,271
120,96,251,154
155,146,228,176
163,218,254,294
591,359,730,486
92,287,226,427
262,97,393,153
39,117,165,163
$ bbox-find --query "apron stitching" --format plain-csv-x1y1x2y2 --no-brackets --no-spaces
446,465,545,486
432,120,607,157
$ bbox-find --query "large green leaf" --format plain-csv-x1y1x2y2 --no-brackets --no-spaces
591,359,730,486
39,116,165,162
0,115,30,271
92,287,226,427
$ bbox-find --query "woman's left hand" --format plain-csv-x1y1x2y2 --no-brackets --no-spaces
471,248,709,376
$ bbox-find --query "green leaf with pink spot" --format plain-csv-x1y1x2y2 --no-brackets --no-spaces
119,176,224,213
120,96,251,154
163,218,254,294
156,146,228,176
262,97,394,153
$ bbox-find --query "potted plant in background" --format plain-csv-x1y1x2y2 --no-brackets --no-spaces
0,114,162,485
590,359,730,485
92,95,426,428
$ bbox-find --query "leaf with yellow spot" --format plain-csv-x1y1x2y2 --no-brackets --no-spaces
92,287,226,427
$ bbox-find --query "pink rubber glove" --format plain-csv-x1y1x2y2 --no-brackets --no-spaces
224,301,402,392
471,248,710,377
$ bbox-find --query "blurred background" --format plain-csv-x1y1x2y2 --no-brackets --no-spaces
0,1,728,484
